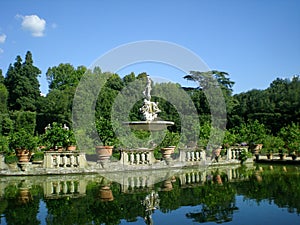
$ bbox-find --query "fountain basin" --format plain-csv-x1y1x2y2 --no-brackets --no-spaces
123,121,174,131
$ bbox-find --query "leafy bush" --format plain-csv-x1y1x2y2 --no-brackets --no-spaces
9,128,38,151
42,122,69,149
31,151,44,161
4,154,18,164
239,149,252,164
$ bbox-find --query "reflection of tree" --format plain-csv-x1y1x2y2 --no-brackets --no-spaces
1,167,300,224
186,183,237,223
4,184,42,225
235,165,300,214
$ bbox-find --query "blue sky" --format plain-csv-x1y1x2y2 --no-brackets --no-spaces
0,0,299,94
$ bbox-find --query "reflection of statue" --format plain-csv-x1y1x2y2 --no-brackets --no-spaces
140,76,161,121
142,191,160,225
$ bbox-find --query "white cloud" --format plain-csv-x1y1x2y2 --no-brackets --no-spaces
0,34,6,43
0,48,3,54
19,14,46,37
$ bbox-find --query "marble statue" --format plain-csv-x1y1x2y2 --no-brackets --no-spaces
140,76,161,121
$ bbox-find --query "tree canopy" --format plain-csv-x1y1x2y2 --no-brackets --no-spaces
0,51,299,155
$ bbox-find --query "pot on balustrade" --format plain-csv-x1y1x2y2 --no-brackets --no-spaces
96,145,113,161
161,146,175,159
15,148,32,163
67,145,77,151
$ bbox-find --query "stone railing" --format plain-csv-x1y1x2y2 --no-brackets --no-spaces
178,166,251,187
120,148,156,165
43,177,87,198
178,148,206,162
43,151,87,169
227,146,249,160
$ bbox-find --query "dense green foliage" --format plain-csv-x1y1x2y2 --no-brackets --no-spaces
0,51,299,155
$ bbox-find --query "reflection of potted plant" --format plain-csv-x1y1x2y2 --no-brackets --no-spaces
9,128,37,163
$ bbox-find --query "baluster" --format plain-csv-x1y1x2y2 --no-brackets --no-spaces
141,176,146,188
191,152,195,161
63,181,68,194
70,181,75,193
56,155,60,167
136,152,140,164
146,151,150,164
195,152,200,161
57,182,61,194
186,173,191,183
141,152,145,164
191,172,195,183
196,172,200,183
186,151,191,161
231,150,235,159
130,153,135,165
70,155,74,167
63,155,67,167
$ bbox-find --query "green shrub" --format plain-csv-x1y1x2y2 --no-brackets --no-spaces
31,151,44,161
4,154,18,164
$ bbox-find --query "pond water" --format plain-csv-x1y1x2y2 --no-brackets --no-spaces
0,164,299,225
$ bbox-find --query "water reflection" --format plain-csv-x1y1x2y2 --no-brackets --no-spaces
0,165,299,224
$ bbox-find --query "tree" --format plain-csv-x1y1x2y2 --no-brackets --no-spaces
46,63,86,91
123,72,136,85
4,51,41,111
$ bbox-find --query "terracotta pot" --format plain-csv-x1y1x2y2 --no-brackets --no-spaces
99,186,114,201
18,188,32,204
213,148,221,157
162,180,173,191
161,147,174,159
96,146,113,161
67,145,77,151
15,148,31,162
215,174,223,184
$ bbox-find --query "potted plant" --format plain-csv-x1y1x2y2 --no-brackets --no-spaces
43,122,69,151
65,129,77,151
4,154,18,165
238,149,252,164
30,151,44,163
212,146,222,162
9,128,38,163
95,117,116,161
160,131,180,160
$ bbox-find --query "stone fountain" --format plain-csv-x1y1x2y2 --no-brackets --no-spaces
123,75,174,131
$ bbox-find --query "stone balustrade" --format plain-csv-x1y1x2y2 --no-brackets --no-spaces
43,179,86,198
43,151,87,169
178,166,251,187
120,148,155,165
178,148,206,162
227,147,249,160
121,176,154,193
